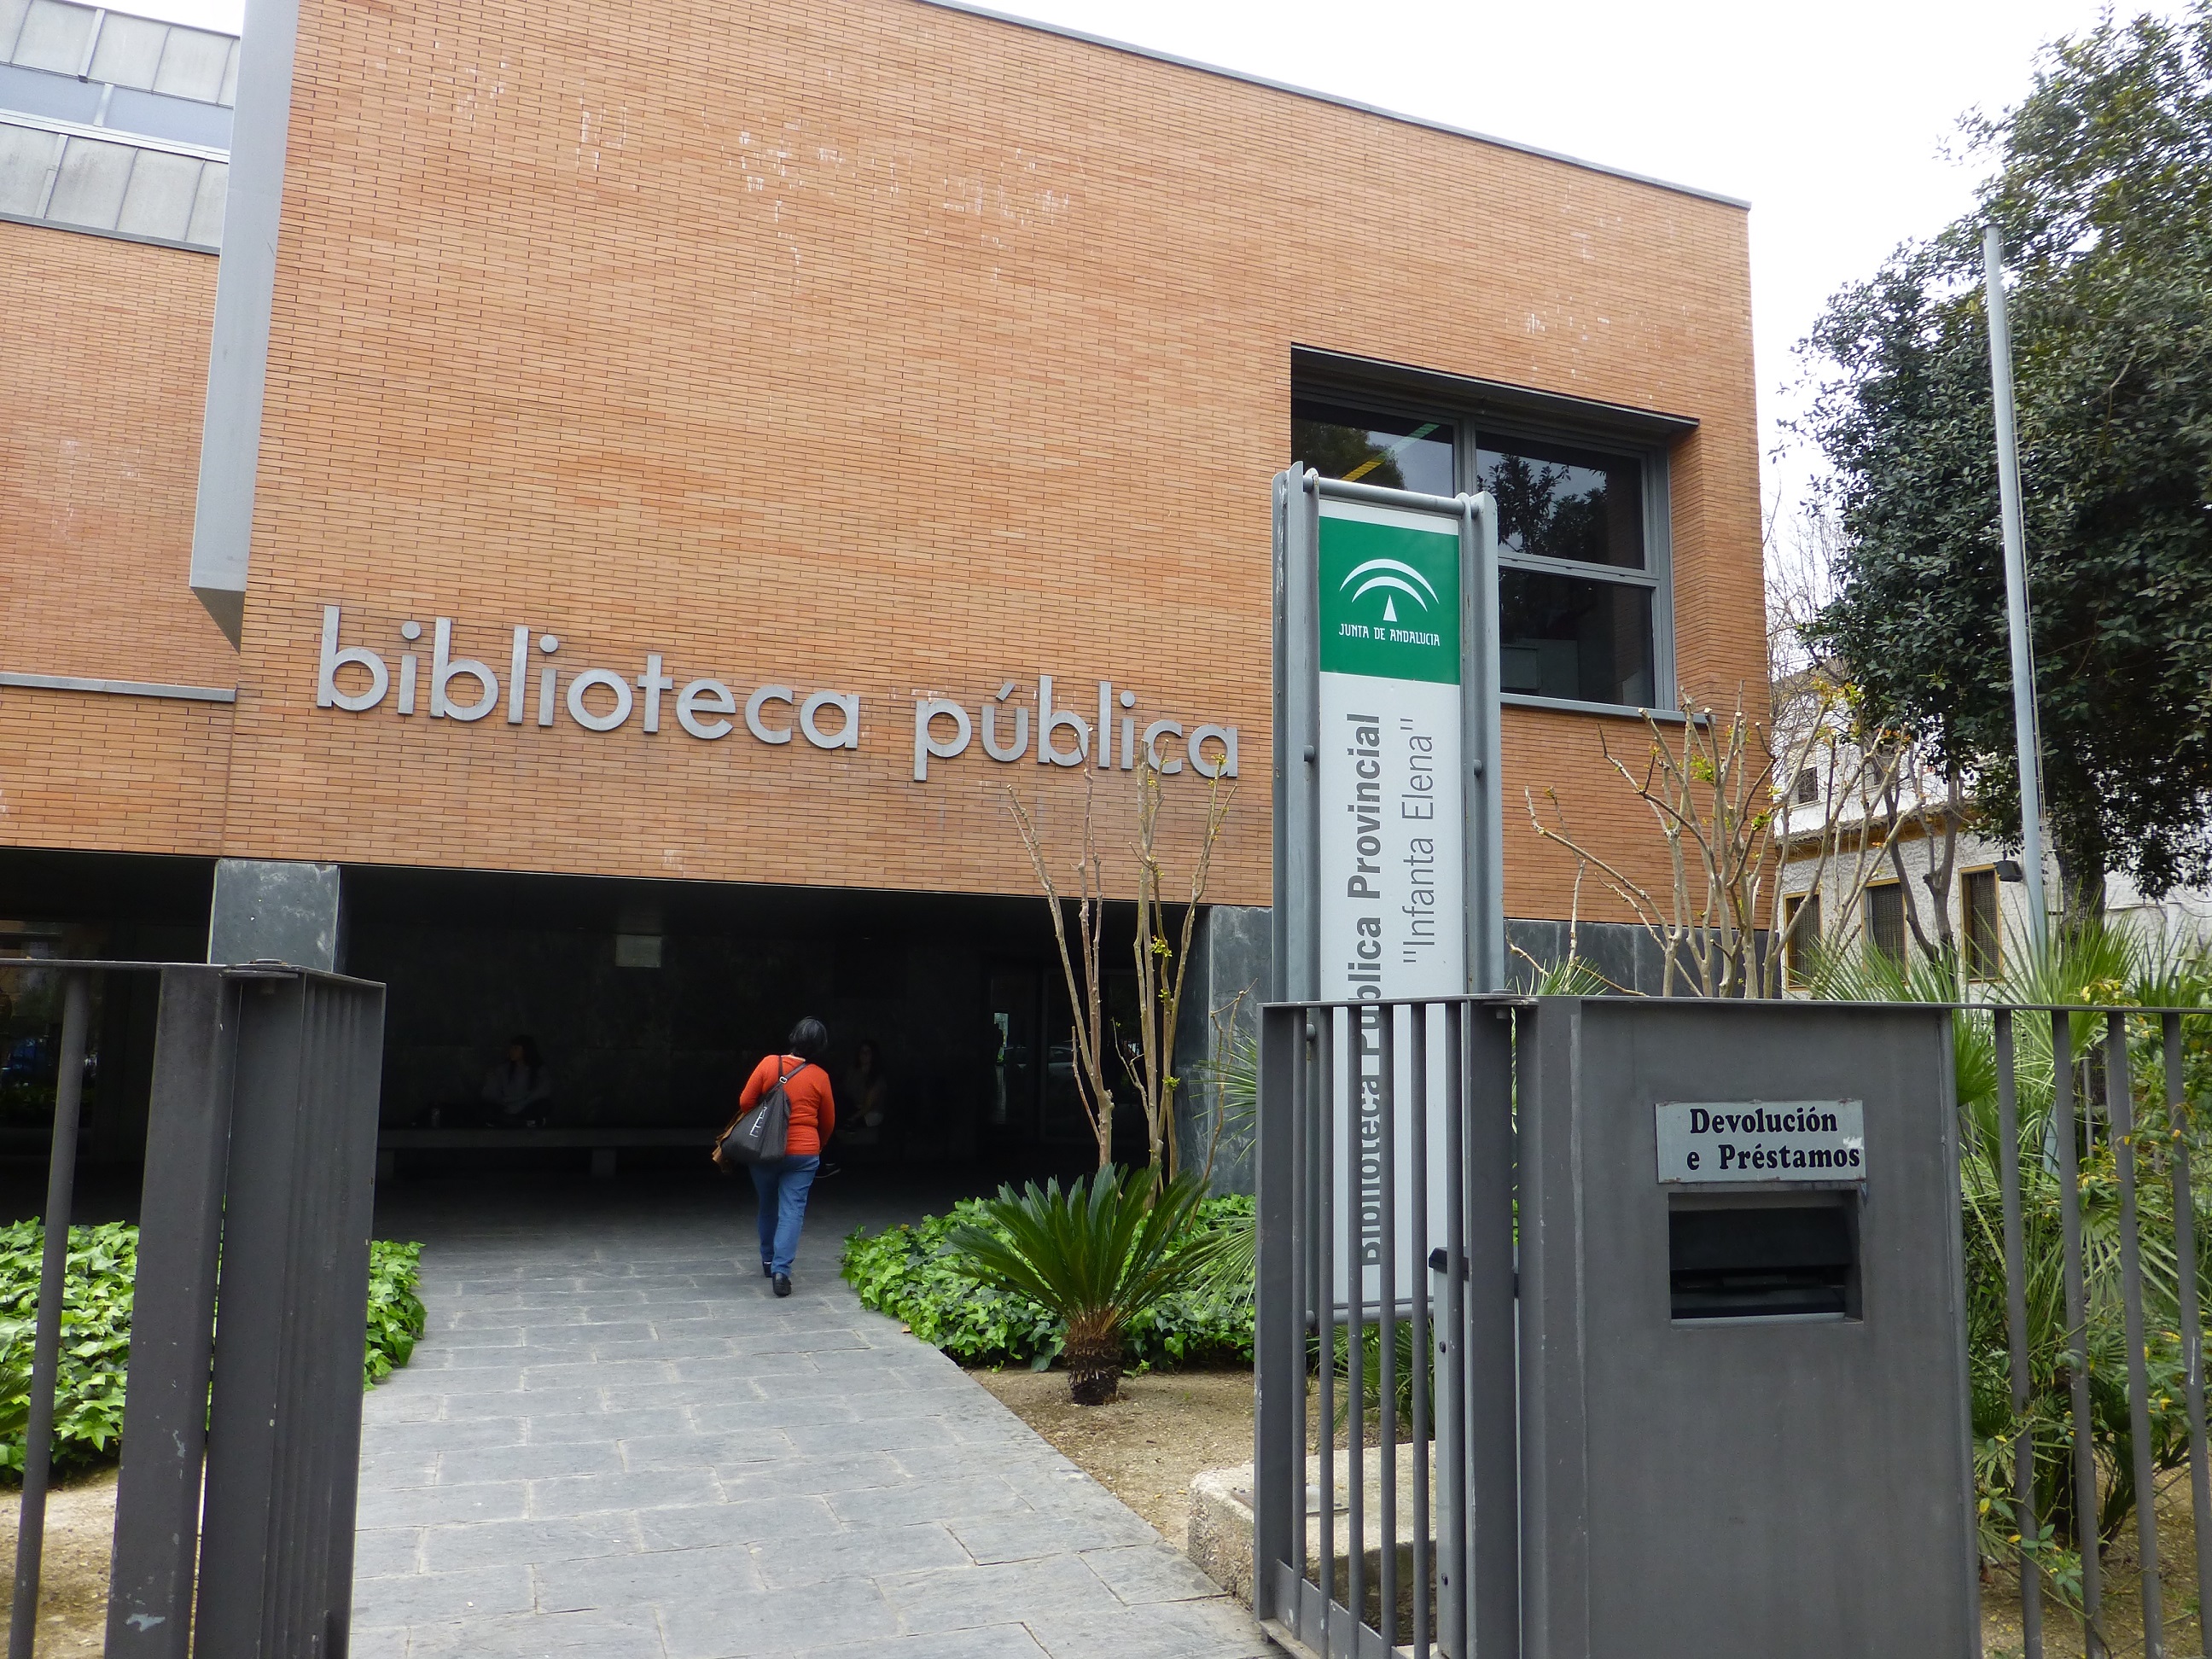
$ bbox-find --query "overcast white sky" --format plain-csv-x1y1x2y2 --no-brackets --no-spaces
135,0,2189,530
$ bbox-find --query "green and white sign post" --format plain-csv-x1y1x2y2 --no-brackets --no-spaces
1272,466,1504,1304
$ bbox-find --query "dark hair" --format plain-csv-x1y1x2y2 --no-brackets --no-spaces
509,1034,541,1083
787,1017,829,1061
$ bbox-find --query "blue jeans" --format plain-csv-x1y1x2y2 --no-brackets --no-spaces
748,1155,821,1278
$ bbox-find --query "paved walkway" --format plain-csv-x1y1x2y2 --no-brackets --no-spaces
350,1178,1275,1659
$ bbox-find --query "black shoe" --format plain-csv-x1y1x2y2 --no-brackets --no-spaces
761,1263,773,1278
772,1274,792,1298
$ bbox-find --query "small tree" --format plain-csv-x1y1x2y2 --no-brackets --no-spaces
1006,763,1231,1178
1121,760,1232,1180
1526,685,1780,996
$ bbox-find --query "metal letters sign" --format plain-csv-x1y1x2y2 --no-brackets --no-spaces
1655,1099,1866,1184
1272,467,1504,1306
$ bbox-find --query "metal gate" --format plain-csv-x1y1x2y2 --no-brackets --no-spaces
3,961,384,1658
1254,994,1523,1658
1255,991,2212,1659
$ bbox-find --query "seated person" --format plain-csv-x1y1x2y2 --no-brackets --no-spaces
841,1040,890,1148
481,1034,554,1128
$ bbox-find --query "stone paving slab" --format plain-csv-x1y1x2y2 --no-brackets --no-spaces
353,1180,1275,1658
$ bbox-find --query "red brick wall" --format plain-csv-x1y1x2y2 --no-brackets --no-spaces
0,221,236,855
3,0,1766,922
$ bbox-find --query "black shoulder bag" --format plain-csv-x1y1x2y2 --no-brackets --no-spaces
713,1059,807,1167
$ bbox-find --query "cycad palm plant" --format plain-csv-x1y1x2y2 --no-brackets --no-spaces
949,1167,1233,1404
1812,917,2212,1581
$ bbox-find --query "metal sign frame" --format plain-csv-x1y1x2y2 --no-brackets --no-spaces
1272,465,1505,1002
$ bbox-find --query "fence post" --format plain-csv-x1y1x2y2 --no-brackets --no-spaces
106,968,239,1656
194,970,384,1655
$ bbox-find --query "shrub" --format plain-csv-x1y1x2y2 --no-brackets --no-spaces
0,1222,132,1476
843,1190,1255,1375
364,1240,428,1384
0,1222,429,1477
948,1168,1237,1403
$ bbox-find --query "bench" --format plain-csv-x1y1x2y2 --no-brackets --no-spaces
375,1126,709,1180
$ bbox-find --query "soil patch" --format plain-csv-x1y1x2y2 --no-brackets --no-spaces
0,1466,117,1656
968,1367,1257,1545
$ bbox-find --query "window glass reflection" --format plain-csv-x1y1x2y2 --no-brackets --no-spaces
1290,400,1455,499
1476,435,1644,570
1499,570,1653,707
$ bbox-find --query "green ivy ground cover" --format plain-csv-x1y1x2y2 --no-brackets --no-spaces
841,1193,1255,1371
0,1222,429,1477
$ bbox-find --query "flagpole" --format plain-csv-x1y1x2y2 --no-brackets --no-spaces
1982,224,2050,950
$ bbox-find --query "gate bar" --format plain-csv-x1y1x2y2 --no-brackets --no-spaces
1293,1013,1311,1592
1378,1008,1399,1650
1995,1010,2042,1658
2052,1010,2103,1654
2165,1013,2212,1650
1318,1010,1336,1657
1440,1002,1467,1658
1345,1010,1365,1645
8,969,90,1659
1409,1002,1431,1659
2108,1013,2163,1656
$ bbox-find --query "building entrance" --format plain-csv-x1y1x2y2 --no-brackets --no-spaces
0,848,1251,1192
342,867,1124,1186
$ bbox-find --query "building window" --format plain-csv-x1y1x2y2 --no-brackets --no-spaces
1783,891,1821,988
1794,766,1819,806
1963,869,2000,981
1290,401,1456,498
1290,396,1667,712
1865,882,1906,963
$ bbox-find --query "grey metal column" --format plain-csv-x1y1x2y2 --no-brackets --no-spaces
106,967,241,1657
195,969,385,1655
1272,467,1321,1002
305,973,386,1656
1459,492,1505,992
8,969,90,1659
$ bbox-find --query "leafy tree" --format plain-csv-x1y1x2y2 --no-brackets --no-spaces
1800,4,2212,919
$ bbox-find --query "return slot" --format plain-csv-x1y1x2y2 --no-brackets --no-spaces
1668,1196,1858,1322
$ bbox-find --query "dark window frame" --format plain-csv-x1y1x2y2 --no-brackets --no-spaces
1783,890,1821,988
1290,353,1681,715
1961,867,2001,981
1865,882,1907,964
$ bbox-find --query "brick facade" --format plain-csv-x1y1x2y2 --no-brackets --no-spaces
1,0,1764,922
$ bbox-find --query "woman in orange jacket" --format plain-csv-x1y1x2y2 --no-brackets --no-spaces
737,1017,835,1296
